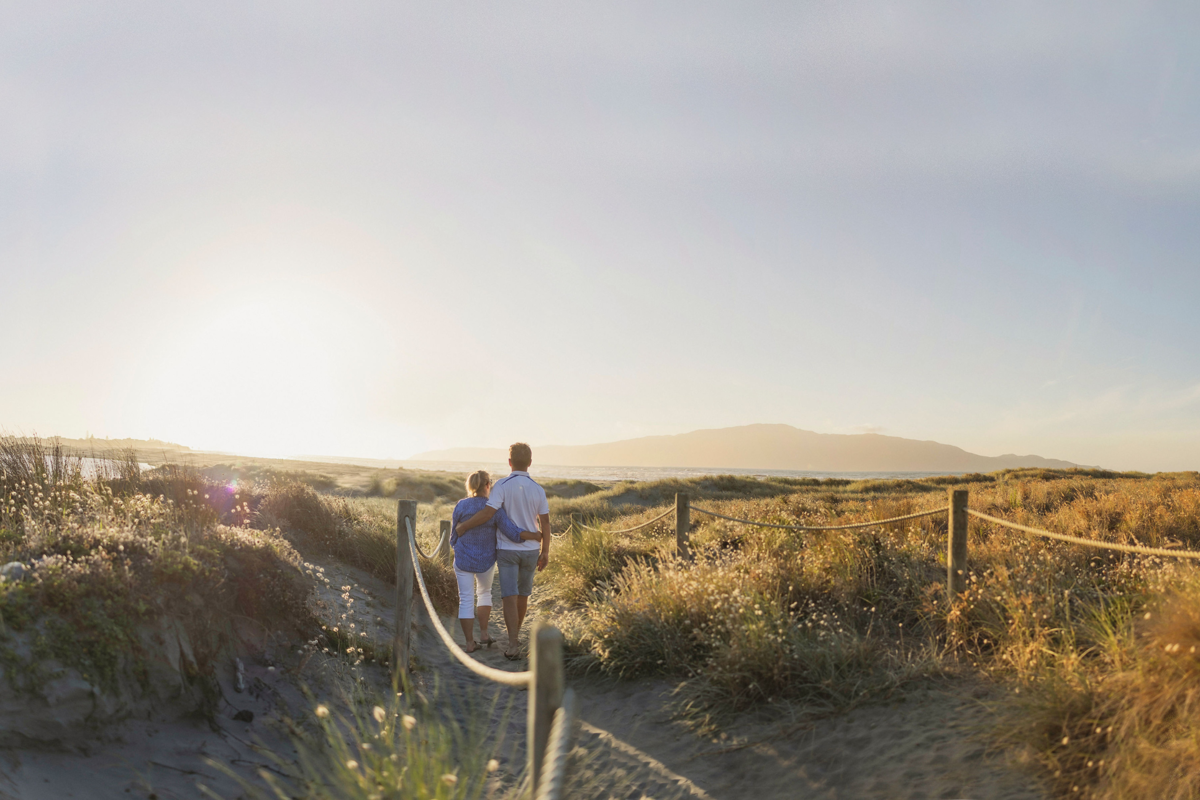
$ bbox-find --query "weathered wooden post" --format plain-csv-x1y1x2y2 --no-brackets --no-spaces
394,499,417,680
528,622,564,796
947,489,968,602
439,519,454,568
675,492,691,561
570,512,581,544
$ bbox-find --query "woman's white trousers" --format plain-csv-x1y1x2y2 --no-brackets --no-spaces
455,564,495,619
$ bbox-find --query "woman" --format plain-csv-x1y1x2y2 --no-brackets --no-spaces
451,470,541,653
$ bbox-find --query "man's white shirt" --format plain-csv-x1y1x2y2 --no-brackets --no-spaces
487,471,548,551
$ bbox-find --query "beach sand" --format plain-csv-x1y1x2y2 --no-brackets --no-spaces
0,556,1047,799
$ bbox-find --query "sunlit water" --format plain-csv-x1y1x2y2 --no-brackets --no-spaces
403,461,959,483
76,457,154,479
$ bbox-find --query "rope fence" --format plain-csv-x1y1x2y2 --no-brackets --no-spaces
690,504,948,531
534,689,579,800
392,484,1200,797
405,517,531,687
394,502,572,798
574,506,676,535
967,508,1200,560
411,529,445,561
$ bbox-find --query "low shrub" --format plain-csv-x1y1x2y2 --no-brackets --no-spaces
549,467,1200,793
222,677,518,800
0,450,312,698
257,482,457,614
1006,580,1200,799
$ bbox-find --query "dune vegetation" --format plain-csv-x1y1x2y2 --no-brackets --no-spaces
540,467,1200,798
0,439,314,703
9,436,1200,798
0,438,506,797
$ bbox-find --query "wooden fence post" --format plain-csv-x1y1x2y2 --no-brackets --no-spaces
393,499,417,681
439,519,453,568
947,489,968,602
570,512,581,544
675,492,691,561
528,622,564,796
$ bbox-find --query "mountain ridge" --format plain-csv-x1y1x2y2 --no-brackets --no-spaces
409,423,1085,472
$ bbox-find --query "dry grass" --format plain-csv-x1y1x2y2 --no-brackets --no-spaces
224,678,518,800
254,483,459,615
543,468,1200,795
0,437,312,696
19,437,1196,797
556,490,950,722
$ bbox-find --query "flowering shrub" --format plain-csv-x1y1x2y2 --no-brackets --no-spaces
552,468,1200,795
257,482,459,614
0,438,311,697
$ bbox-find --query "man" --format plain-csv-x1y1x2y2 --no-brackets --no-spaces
454,442,550,659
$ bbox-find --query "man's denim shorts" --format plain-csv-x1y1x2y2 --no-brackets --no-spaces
496,549,539,597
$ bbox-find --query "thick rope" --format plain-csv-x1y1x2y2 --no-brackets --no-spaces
576,507,676,535
534,689,579,800
967,509,1200,560
406,519,531,687
412,529,445,561
690,505,949,531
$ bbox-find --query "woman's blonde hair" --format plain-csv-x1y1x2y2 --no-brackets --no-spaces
466,470,491,497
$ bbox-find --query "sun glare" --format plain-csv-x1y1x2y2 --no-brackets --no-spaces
129,286,381,457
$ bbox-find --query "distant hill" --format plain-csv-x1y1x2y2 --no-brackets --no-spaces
22,436,197,464
52,436,193,453
410,424,1083,473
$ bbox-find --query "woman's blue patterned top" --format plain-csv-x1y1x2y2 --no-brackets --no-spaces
450,496,526,573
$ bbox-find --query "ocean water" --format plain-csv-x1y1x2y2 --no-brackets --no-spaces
78,457,154,478
402,461,959,484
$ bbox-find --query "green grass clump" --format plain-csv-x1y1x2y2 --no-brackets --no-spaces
564,496,945,717
1001,580,1200,799
363,469,468,503
542,467,1200,797
0,437,312,697
257,482,458,615
201,462,339,492
230,682,515,800
546,526,662,607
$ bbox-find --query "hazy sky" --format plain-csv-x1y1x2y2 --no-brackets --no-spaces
3,3,1199,470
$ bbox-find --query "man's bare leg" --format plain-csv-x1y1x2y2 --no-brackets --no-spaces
502,596,521,655
517,595,529,631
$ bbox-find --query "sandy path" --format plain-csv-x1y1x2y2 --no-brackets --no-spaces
0,559,393,800
0,556,1050,800
410,571,1047,800
570,676,1047,800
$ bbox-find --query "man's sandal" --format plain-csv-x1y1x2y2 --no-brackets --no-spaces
503,649,522,661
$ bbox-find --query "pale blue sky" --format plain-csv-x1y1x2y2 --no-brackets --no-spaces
3,2,1199,470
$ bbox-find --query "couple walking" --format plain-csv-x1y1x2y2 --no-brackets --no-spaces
449,442,550,661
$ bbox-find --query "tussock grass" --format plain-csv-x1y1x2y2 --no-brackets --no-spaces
548,474,826,522
560,492,949,721
226,680,517,800
544,468,1200,795
997,579,1200,799
201,462,339,492
0,437,311,696
257,483,459,615
547,525,664,607
363,469,467,503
